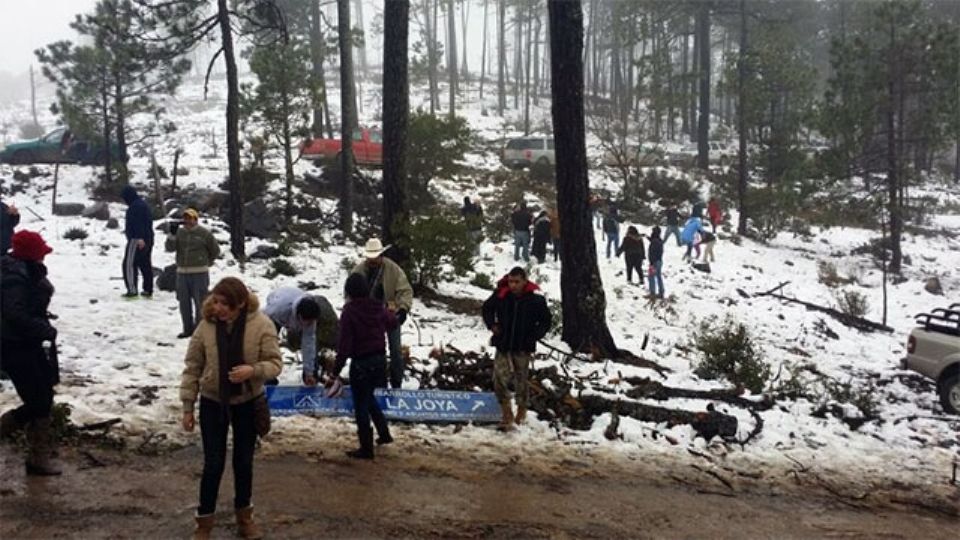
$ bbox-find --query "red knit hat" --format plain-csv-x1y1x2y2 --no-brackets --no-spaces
11,230,53,262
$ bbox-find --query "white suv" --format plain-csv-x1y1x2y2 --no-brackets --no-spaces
501,136,555,169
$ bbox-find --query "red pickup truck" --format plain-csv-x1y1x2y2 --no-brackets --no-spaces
300,128,383,166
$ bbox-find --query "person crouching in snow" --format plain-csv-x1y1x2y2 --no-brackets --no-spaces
330,273,397,459
180,277,282,539
481,267,552,431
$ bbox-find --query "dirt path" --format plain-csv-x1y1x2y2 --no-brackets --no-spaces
1,430,957,539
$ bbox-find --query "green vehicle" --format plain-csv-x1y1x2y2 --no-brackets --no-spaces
0,127,128,166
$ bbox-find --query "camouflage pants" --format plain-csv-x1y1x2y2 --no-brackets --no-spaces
493,352,531,407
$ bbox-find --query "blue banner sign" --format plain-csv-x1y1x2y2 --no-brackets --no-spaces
266,386,502,424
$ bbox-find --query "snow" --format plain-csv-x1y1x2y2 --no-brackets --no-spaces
1,79,958,490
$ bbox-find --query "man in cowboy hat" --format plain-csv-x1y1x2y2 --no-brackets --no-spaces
352,238,413,389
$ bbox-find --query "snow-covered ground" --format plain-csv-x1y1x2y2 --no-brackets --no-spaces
1,80,958,491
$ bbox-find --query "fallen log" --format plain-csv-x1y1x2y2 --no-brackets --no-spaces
622,377,774,411
755,284,894,333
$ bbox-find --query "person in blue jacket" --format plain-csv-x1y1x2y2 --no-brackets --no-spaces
121,186,155,298
680,215,704,262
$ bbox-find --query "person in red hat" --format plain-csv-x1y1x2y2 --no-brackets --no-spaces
0,230,62,475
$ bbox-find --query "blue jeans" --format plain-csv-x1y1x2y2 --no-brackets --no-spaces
605,230,620,259
513,230,530,261
349,354,390,452
387,324,403,388
648,260,664,298
664,225,681,246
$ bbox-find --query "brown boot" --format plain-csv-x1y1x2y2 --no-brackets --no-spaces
498,400,515,432
192,514,215,540
25,418,62,476
514,405,527,425
0,410,24,441
236,506,263,539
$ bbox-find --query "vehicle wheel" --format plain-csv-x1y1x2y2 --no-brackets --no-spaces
938,373,960,415
12,150,33,165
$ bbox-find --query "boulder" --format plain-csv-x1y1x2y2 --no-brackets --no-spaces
243,199,280,239
156,264,178,292
183,189,227,213
53,203,85,216
81,201,110,221
249,244,280,260
924,276,943,296
106,218,120,229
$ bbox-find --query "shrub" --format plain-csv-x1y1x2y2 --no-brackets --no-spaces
405,212,474,289
528,160,554,183
639,169,698,204
63,227,88,241
220,165,274,203
470,272,494,290
835,289,869,318
818,261,847,288
265,258,298,278
693,318,770,394
407,111,472,202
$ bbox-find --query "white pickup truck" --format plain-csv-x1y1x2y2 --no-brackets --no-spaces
901,303,960,414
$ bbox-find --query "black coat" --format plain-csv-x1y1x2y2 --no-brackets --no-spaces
482,286,551,353
647,237,664,264
531,217,552,260
1,256,56,345
0,202,19,253
511,208,532,232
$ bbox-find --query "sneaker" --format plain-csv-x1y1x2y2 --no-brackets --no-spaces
376,435,394,446
140,292,153,299
346,448,374,460
121,292,139,299
177,331,192,339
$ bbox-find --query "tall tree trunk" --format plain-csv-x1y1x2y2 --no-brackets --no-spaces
886,18,902,273
218,0,244,261
547,0,618,356
690,14,698,143
497,0,506,114
447,0,458,119
30,65,38,127
355,0,368,78
338,0,356,236
100,68,113,186
310,0,326,138
282,96,295,224
532,12,541,106
460,0,470,81
681,21,689,136
696,3,710,169
113,76,129,181
523,2,532,134
383,0,410,262
735,0,749,236
480,0,488,102
513,3,522,110
427,0,439,114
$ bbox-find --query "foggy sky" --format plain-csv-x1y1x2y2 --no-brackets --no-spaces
0,0,98,76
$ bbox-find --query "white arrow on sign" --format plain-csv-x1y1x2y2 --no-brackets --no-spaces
471,401,484,412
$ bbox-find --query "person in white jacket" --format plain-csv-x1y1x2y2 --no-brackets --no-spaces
262,287,338,385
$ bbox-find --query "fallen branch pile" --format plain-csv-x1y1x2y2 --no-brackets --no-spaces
753,282,894,333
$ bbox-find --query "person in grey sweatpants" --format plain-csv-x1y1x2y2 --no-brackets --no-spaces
165,209,220,338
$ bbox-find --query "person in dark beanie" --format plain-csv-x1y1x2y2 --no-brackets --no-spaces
1,199,20,253
331,273,397,460
647,226,665,299
180,277,281,539
481,267,551,431
121,185,155,298
617,226,646,284
0,230,62,476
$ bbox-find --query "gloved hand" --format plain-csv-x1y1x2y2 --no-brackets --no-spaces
396,309,407,326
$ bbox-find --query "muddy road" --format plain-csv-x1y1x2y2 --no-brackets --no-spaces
1,424,957,539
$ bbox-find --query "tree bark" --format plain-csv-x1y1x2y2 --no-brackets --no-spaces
480,0,488,102
497,0,506,114
547,0,618,356
690,13,698,143
736,0,748,236
382,0,409,262
217,0,243,261
310,0,326,138
447,0,458,119
338,0,356,236
886,17,902,273
355,0,368,78
513,3,522,110
681,20,689,136
696,2,710,169
532,11,541,106
523,1,532,134
460,0,469,81
30,65,38,127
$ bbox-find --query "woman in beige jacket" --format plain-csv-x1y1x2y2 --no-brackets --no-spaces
179,277,281,540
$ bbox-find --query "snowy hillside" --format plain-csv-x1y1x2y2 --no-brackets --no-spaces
1,78,958,494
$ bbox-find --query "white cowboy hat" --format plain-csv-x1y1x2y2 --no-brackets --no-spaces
362,238,390,259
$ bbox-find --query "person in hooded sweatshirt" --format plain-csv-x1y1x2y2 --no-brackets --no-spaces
616,225,646,284
680,214,704,262
647,226,665,299
120,185,155,298
531,210,552,264
331,273,397,460
481,267,551,431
